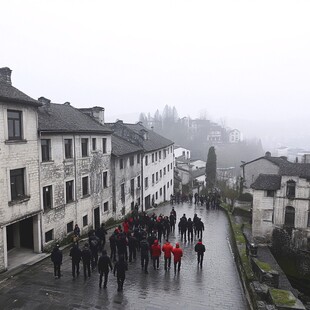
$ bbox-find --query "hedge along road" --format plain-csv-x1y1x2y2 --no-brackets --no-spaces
0,202,249,310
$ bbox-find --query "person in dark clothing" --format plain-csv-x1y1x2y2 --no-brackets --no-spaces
195,239,206,268
116,232,128,261
98,223,108,250
69,242,82,278
195,218,205,239
81,243,92,278
98,250,113,288
89,232,100,270
113,255,128,292
128,233,137,262
109,232,117,262
179,214,187,242
193,214,199,237
140,236,150,274
51,244,63,279
155,219,163,243
187,218,194,242
169,213,176,233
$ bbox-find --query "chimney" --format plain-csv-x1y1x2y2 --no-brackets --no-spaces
64,102,70,106
38,96,51,105
0,67,12,85
265,151,271,158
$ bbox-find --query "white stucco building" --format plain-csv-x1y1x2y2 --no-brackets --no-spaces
0,67,42,271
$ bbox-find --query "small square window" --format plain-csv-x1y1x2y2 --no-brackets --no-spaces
104,201,109,212
83,215,88,227
67,221,74,233
45,229,53,242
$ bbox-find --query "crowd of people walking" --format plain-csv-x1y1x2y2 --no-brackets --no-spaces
51,206,207,292
170,192,221,209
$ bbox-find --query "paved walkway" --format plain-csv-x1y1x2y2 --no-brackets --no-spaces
0,203,249,309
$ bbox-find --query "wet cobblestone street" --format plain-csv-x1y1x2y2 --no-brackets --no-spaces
0,203,249,309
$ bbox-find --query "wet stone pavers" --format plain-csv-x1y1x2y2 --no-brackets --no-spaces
0,203,249,309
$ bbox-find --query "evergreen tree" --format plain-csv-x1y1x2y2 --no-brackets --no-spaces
205,146,217,190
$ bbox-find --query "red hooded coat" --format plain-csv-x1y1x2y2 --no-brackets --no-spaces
172,244,183,262
151,240,161,258
162,242,173,258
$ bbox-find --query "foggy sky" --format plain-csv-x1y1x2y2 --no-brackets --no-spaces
1,1,310,149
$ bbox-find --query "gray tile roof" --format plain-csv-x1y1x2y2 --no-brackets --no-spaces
38,103,112,134
112,135,143,157
124,123,174,151
191,167,206,178
241,155,291,169
251,174,282,190
0,81,41,106
279,163,310,178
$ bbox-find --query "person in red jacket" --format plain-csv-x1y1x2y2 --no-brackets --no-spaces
172,243,183,273
162,239,173,271
151,239,161,270
122,220,129,234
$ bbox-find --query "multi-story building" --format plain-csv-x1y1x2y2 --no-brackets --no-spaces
0,67,42,271
251,163,310,249
110,131,143,218
109,121,174,211
38,100,113,247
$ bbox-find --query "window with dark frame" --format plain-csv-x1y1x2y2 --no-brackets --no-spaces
43,185,52,210
130,155,134,166
145,155,148,166
156,172,158,182
159,151,161,160
10,168,25,201
92,138,96,151
102,138,107,153
160,170,162,178
145,177,148,188
8,110,22,140
266,190,275,197
83,215,88,227
66,180,74,203
156,192,158,199
103,171,108,188
121,183,125,202
137,175,141,188
155,152,158,161
286,180,296,198
164,167,166,175
41,139,51,162
81,138,88,157
152,174,155,184
120,158,124,169
45,229,53,242
284,206,295,227
82,176,89,196
64,139,73,159
160,188,162,196
104,201,109,212
130,178,134,196
152,153,154,163
137,154,140,164
67,221,74,233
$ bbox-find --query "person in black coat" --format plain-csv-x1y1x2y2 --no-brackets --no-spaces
187,218,194,242
140,236,150,274
98,250,113,288
113,255,128,292
81,243,92,277
128,233,137,262
69,242,82,278
194,239,206,268
195,218,205,239
89,232,100,270
51,244,63,279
